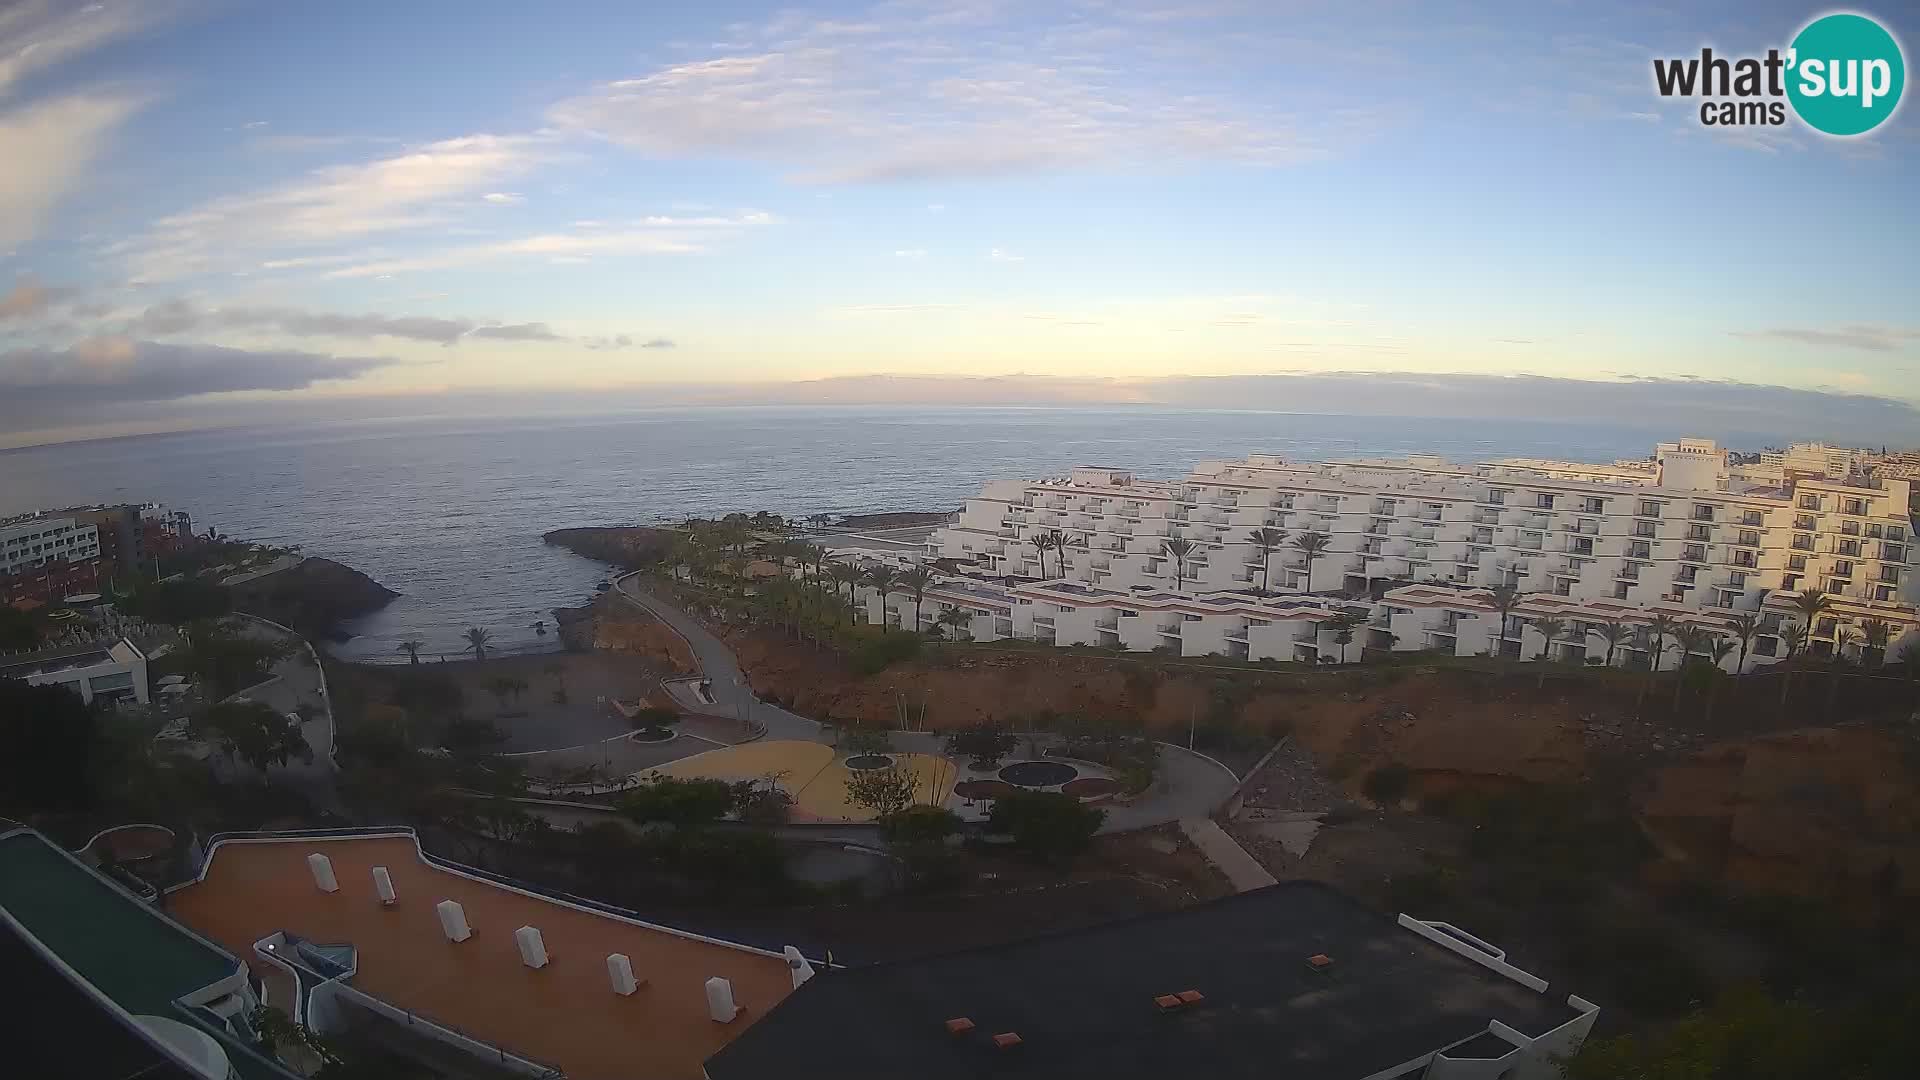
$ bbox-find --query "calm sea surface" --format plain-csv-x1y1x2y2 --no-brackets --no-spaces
0,407,1740,661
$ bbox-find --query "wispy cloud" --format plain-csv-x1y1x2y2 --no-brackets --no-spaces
0,275,70,320
320,213,771,278
547,2,1379,184
1731,325,1920,353
124,298,657,349
988,247,1023,262
0,1,172,98
893,248,926,259
481,191,525,205
1,89,148,249
118,133,556,280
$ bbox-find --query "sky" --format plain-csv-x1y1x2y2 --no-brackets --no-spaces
0,0,1916,447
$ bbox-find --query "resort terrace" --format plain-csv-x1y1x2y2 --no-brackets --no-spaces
166,832,798,1080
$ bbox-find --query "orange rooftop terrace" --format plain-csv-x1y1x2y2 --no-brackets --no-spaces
167,831,798,1080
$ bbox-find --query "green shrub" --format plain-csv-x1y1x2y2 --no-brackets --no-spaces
848,628,923,674
988,790,1104,860
884,804,962,847
944,723,1018,769
620,776,736,825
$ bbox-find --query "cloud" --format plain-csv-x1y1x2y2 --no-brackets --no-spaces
0,1,171,98
585,334,675,350
481,191,524,205
122,298,661,349
893,248,927,259
465,321,561,342
0,276,70,320
988,248,1023,262
0,337,393,421
546,3,1374,184
638,337,675,349
1731,325,1920,353
319,214,770,278
0,91,146,248
118,133,555,280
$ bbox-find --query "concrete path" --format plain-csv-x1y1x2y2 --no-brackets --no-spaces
1179,817,1277,893
612,575,820,741
225,615,344,814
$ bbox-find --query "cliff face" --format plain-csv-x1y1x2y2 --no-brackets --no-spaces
542,526,678,569
1637,727,1920,903
229,557,397,637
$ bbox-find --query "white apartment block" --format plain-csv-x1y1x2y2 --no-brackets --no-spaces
0,516,101,576
907,437,1920,670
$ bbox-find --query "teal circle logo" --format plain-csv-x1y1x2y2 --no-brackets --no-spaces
1786,13,1905,136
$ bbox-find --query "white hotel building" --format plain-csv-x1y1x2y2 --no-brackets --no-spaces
873,437,1920,671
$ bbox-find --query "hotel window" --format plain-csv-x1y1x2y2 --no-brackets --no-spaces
1581,498,1605,514
1613,582,1631,599
1891,526,1907,542
1878,585,1898,601
1634,520,1657,538
1782,574,1801,591
1843,498,1868,515
1733,551,1756,568
1628,541,1651,559
1832,561,1854,578
1740,511,1764,527
1885,544,1907,563
1687,524,1710,542
1637,500,1661,517
1788,554,1807,571
1535,493,1555,509
1737,530,1761,547
1868,524,1884,539
1677,565,1698,583
1816,617,1838,635
1799,494,1821,510
1841,520,1861,536
1884,566,1903,583
1791,534,1815,551
1693,504,1717,521
1682,544,1707,562
1486,489,1507,505
1794,513,1817,530
1838,539,1861,557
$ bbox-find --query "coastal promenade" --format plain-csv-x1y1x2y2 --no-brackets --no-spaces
609,572,1237,833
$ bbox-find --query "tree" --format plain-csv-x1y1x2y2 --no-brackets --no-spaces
845,765,919,820
1789,589,1833,656
988,790,1104,860
839,722,892,757
1530,616,1569,687
1486,583,1523,662
884,804,961,847
1859,617,1893,667
177,620,289,696
121,578,231,625
1289,530,1333,592
1645,612,1680,676
1245,527,1288,594
936,605,972,641
944,722,1018,769
1328,610,1363,663
1028,533,1053,578
1670,624,1718,710
865,566,898,626
1779,620,1811,711
899,565,934,634
1589,619,1632,668
1727,612,1761,676
1046,528,1070,578
195,701,311,773
1161,537,1196,593
620,776,735,825
0,605,38,650
1,679,104,814
1563,985,1920,1080
396,638,425,665
827,563,864,625
1704,638,1738,725
461,626,493,663
485,676,517,713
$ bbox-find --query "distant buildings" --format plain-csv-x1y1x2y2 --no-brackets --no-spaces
1,503,194,603
0,637,150,704
894,436,1918,668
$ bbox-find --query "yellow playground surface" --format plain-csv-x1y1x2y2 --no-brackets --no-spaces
648,740,961,823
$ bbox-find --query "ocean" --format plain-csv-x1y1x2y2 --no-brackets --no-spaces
0,406,1715,662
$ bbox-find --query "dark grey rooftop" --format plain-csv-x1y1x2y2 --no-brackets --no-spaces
705,881,1579,1080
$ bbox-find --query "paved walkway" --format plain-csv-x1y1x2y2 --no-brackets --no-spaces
1179,817,1277,893
609,573,1240,833
225,614,344,814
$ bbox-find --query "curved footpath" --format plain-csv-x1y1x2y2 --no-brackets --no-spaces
610,573,1238,833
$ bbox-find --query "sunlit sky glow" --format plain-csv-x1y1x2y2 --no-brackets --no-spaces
0,0,1916,446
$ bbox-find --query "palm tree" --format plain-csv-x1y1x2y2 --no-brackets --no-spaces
1824,627,1860,720
827,563,864,625
1858,617,1892,667
397,639,425,665
1246,527,1288,594
1700,637,1738,725
461,627,493,663
1670,624,1716,711
1645,614,1679,675
1530,616,1569,687
1588,619,1632,668
1328,611,1364,663
1027,533,1053,578
1897,641,1920,711
1161,538,1196,593
1727,612,1761,676
1778,621,1810,712
899,565,934,634
865,567,898,627
1289,530,1333,592
1789,589,1834,657
936,605,971,641
1046,529,1070,579
1486,583,1523,662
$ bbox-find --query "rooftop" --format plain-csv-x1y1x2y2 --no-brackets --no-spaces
706,881,1581,1080
0,829,241,1019
167,832,798,1080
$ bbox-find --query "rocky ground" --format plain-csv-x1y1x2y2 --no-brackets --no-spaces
229,556,397,639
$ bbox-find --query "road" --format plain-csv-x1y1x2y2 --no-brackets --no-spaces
611,575,821,741
226,614,344,814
